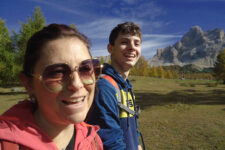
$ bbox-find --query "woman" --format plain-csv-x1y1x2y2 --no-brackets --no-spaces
0,24,103,150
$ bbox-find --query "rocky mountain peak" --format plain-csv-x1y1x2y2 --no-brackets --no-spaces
148,26,225,70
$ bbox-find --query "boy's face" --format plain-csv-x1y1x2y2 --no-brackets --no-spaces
108,33,141,71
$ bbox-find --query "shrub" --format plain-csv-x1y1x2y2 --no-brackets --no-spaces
180,83,189,87
189,83,196,87
207,83,218,87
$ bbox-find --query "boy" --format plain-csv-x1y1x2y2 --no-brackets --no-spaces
88,22,143,150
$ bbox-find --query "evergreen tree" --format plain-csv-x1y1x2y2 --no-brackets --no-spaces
107,59,111,65
100,57,105,64
172,70,179,79
14,7,46,66
0,18,14,84
213,48,225,84
69,24,78,30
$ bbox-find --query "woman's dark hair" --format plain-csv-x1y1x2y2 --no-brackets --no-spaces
109,22,142,45
23,23,91,76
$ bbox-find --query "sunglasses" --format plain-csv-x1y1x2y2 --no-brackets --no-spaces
33,59,102,93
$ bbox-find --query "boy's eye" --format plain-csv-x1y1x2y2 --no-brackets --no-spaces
121,41,127,44
135,43,140,46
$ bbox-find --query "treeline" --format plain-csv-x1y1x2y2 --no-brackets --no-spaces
129,56,214,80
0,7,46,85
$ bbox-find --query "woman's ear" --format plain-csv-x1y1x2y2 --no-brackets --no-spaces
19,73,34,95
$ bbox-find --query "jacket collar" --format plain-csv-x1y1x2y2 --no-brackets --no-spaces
103,63,133,90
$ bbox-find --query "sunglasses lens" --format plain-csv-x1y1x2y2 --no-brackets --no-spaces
42,64,70,93
79,59,95,85
92,59,101,78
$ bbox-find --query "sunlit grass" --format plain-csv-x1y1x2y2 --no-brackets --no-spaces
130,76,225,150
0,86,27,114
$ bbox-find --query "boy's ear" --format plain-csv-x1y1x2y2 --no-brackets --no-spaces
107,44,113,54
19,73,34,95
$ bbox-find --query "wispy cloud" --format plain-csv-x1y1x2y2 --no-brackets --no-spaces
27,0,89,17
77,18,127,39
113,1,165,20
25,0,182,59
77,17,167,40
140,33,182,58
143,33,182,38
168,0,225,2
90,49,108,57
89,31,182,59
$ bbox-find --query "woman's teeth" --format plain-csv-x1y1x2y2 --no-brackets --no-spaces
62,97,84,104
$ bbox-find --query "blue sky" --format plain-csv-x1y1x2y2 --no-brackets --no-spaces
1,0,225,59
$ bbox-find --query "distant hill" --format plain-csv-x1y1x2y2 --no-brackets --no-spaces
148,26,225,70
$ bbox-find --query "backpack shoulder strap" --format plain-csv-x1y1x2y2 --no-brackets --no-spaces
101,74,139,116
1,140,19,150
101,74,121,103
101,74,119,89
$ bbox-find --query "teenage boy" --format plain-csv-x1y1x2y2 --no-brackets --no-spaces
88,22,143,150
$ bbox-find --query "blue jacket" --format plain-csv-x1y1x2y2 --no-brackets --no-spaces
87,63,140,150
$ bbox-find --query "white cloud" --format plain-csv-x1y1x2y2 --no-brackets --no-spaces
27,0,89,17
143,33,182,38
113,1,165,20
89,31,183,59
167,0,225,2
140,33,182,58
77,18,124,39
90,48,108,57
80,17,183,59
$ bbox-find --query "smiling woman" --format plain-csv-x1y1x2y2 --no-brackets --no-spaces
0,24,103,150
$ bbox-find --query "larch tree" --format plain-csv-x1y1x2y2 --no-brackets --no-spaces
158,66,165,79
213,48,225,84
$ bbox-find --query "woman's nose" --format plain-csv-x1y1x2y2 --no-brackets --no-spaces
67,71,84,91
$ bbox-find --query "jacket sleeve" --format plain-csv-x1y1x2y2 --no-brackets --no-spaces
87,79,126,150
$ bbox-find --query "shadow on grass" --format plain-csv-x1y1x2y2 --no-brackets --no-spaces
0,83,21,88
0,92,27,95
135,89,225,110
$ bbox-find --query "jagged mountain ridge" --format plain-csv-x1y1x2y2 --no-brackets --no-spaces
148,26,225,69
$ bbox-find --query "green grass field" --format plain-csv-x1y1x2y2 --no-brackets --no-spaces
1,77,225,150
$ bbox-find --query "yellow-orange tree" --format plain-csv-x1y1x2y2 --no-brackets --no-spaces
213,48,225,84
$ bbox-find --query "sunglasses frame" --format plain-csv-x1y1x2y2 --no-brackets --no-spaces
32,59,102,93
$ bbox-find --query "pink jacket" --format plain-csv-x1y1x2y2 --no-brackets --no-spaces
0,100,103,150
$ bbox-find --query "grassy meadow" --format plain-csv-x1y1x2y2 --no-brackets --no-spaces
0,76,225,150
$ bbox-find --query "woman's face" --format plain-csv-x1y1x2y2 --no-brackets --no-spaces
31,37,95,126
